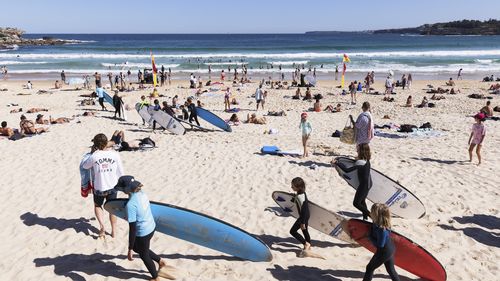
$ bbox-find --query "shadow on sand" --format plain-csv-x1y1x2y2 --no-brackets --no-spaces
439,214,500,248
20,212,99,238
34,253,146,281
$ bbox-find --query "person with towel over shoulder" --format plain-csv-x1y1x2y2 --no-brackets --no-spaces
114,175,175,280
351,101,374,148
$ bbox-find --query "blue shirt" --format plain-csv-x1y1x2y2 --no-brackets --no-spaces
126,191,156,237
96,87,104,98
369,224,390,248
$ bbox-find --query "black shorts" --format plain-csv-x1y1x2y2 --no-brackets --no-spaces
256,99,262,104
111,134,122,145
93,190,117,207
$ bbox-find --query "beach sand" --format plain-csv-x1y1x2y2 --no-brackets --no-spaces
0,77,498,280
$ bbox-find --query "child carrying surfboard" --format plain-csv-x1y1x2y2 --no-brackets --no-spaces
289,177,311,253
363,203,400,281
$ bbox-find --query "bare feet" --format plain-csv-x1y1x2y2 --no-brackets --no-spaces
304,242,311,251
98,228,105,239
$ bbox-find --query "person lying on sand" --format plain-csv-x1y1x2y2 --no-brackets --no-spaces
449,88,460,95
245,113,267,124
0,121,14,137
10,108,22,113
36,114,73,125
19,115,48,135
489,83,500,91
324,103,342,112
404,95,413,107
227,114,240,125
82,111,96,117
431,94,446,100
26,108,49,114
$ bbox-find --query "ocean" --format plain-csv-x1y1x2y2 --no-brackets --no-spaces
1,33,500,80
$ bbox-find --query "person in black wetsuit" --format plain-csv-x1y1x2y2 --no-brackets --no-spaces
113,92,123,120
289,177,311,252
363,203,400,281
187,97,200,126
332,143,372,220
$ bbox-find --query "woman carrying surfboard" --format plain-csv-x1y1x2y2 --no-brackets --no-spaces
332,143,372,220
363,203,400,281
114,176,174,280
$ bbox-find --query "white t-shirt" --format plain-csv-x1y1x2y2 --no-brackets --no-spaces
82,150,124,192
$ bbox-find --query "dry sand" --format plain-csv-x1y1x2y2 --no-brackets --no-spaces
0,77,498,280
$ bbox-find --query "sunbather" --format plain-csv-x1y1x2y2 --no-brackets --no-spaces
0,121,14,137
19,115,48,135
245,113,267,124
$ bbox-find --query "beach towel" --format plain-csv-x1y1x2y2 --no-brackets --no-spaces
79,153,93,197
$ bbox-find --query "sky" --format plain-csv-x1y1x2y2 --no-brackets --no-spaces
1,0,499,33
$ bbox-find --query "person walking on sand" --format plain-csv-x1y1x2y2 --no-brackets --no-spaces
224,87,231,111
362,203,400,281
96,86,107,111
458,68,463,80
60,70,66,84
352,102,374,147
82,133,124,238
468,113,486,165
332,143,372,220
299,112,312,157
114,176,175,281
289,177,311,254
255,85,264,111
113,91,123,120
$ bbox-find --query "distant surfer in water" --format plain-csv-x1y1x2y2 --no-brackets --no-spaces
363,203,400,281
289,177,311,253
332,143,372,220
114,176,175,281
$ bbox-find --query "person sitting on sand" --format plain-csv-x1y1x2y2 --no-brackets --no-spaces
446,78,456,86
231,97,239,105
292,88,302,100
151,87,159,98
417,96,429,108
405,95,413,107
26,108,49,114
24,81,33,90
245,113,267,124
0,121,14,137
54,80,62,89
313,98,322,112
480,101,494,117
303,87,312,101
19,115,48,135
324,103,342,113
36,114,73,125
197,100,204,108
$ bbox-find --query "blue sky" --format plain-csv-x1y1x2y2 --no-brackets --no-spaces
1,0,499,33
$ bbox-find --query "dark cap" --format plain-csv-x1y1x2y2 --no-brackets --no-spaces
114,176,142,193
37,114,43,119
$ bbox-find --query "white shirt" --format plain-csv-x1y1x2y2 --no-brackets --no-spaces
82,150,124,192
255,88,263,100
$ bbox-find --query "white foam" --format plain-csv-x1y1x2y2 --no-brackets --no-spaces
0,61,49,65
100,62,179,68
267,61,309,65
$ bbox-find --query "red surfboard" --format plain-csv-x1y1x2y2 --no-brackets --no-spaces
346,219,447,281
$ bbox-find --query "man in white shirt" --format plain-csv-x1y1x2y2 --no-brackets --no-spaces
384,76,393,96
82,133,124,237
255,85,263,111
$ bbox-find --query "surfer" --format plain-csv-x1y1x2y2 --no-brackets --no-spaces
332,143,372,220
187,97,200,126
289,177,311,253
363,203,400,281
96,87,107,111
299,113,312,158
468,113,486,165
114,176,174,281
82,133,124,238
113,92,123,120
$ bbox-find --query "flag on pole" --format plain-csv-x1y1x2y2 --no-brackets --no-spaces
151,51,157,87
341,54,350,87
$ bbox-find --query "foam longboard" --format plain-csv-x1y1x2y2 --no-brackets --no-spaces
151,110,186,135
261,146,301,156
334,157,425,219
196,107,232,132
272,191,355,244
346,219,447,281
105,199,272,262
135,103,155,126
103,90,127,120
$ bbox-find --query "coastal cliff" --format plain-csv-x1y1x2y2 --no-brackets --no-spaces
0,27,71,50
307,19,500,35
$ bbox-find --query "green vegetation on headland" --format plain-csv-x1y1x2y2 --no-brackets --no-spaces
0,27,70,50
307,19,500,35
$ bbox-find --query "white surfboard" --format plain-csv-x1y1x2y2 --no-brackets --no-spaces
135,103,154,126
272,191,355,244
151,110,186,135
334,157,425,219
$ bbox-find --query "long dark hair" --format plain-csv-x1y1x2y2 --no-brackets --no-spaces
291,177,306,193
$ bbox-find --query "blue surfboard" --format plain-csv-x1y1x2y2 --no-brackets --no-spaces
196,107,232,132
104,199,272,262
102,90,114,105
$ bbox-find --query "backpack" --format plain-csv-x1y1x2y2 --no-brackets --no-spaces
139,137,156,148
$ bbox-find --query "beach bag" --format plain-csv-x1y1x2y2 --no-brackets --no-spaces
139,137,156,147
340,117,355,144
